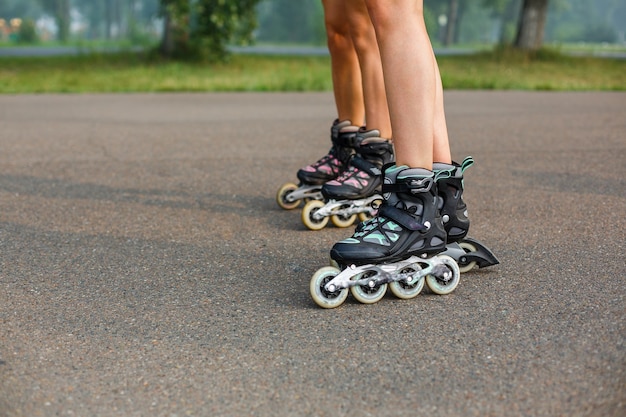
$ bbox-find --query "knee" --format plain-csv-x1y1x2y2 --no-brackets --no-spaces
365,0,423,32
346,13,376,53
325,16,353,54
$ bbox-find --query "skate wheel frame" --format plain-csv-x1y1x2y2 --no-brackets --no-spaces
388,265,425,299
310,266,348,308
276,182,300,210
350,271,387,304
302,200,329,230
330,211,357,228
425,255,460,295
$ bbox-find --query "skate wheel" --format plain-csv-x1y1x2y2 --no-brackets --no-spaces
329,257,339,269
302,200,329,230
350,271,387,304
425,255,460,295
357,198,380,222
310,266,348,309
330,209,356,228
276,182,300,210
358,211,374,222
389,266,425,299
457,241,478,273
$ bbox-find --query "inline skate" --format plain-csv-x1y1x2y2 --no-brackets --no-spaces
433,157,499,273
276,119,359,210
301,128,394,230
311,165,461,308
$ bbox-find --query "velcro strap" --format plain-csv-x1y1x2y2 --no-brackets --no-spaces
382,176,433,195
351,157,381,176
379,204,426,231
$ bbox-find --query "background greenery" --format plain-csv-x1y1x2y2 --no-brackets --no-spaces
1,0,625,48
1,49,624,93
0,0,624,93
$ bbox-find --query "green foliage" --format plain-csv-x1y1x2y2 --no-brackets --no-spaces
255,0,325,45
17,18,38,43
159,0,260,61
38,0,70,42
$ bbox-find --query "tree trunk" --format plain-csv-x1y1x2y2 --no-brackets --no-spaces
55,0,70,42
444,0,459,46
160,10,175,56
514,0,549,50
105,0,113,39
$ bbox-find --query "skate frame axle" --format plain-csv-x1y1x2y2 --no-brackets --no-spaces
325,255,451,293
312,194,382,221
284,185,323,203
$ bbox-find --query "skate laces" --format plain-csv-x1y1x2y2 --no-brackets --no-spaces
309,150,342,172
334,164,360,182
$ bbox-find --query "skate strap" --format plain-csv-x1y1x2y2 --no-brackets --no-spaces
382,176,434,195
460,156,474,174
336,132,360,148
379,204,427,232
351,156,382,176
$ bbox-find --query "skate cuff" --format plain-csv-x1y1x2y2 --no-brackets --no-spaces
379,204,427,232
382,177,434,195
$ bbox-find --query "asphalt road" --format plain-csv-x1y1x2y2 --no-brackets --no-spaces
0,92,624,417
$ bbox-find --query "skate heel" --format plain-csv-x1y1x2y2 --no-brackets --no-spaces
434,156,474,243
441,237,500,273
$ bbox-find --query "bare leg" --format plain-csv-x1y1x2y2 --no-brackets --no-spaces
433,55,452,164
365,0,451,168
323,0,365,125
344,0,391,139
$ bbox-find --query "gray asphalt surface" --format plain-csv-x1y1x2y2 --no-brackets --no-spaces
0,92,624,417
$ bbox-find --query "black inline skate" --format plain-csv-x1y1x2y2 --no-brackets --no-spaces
310,165,461,308
434,157,500,273
276,119,359,210
300,128,394,230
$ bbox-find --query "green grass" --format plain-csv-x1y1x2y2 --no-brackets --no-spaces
439,48,626,90
0,48,624,93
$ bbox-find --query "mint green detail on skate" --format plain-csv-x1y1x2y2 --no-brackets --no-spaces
363,232,390,246
434,168,452,182
460,156,474,189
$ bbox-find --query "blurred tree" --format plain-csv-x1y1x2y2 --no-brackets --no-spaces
514,0,549,50
73,0,159,42
546,0,624,43
444,0,459,46
18,18,39,43
255,0,324,45
0,0,43,19
38,0,70,42
482,0,521,44
160,0,260,60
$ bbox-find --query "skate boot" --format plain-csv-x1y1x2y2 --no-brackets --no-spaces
276,119,359,210
433,156,474,243
331,165,447,265
434,156,500,273
301,128,394,230
310,165,461,308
